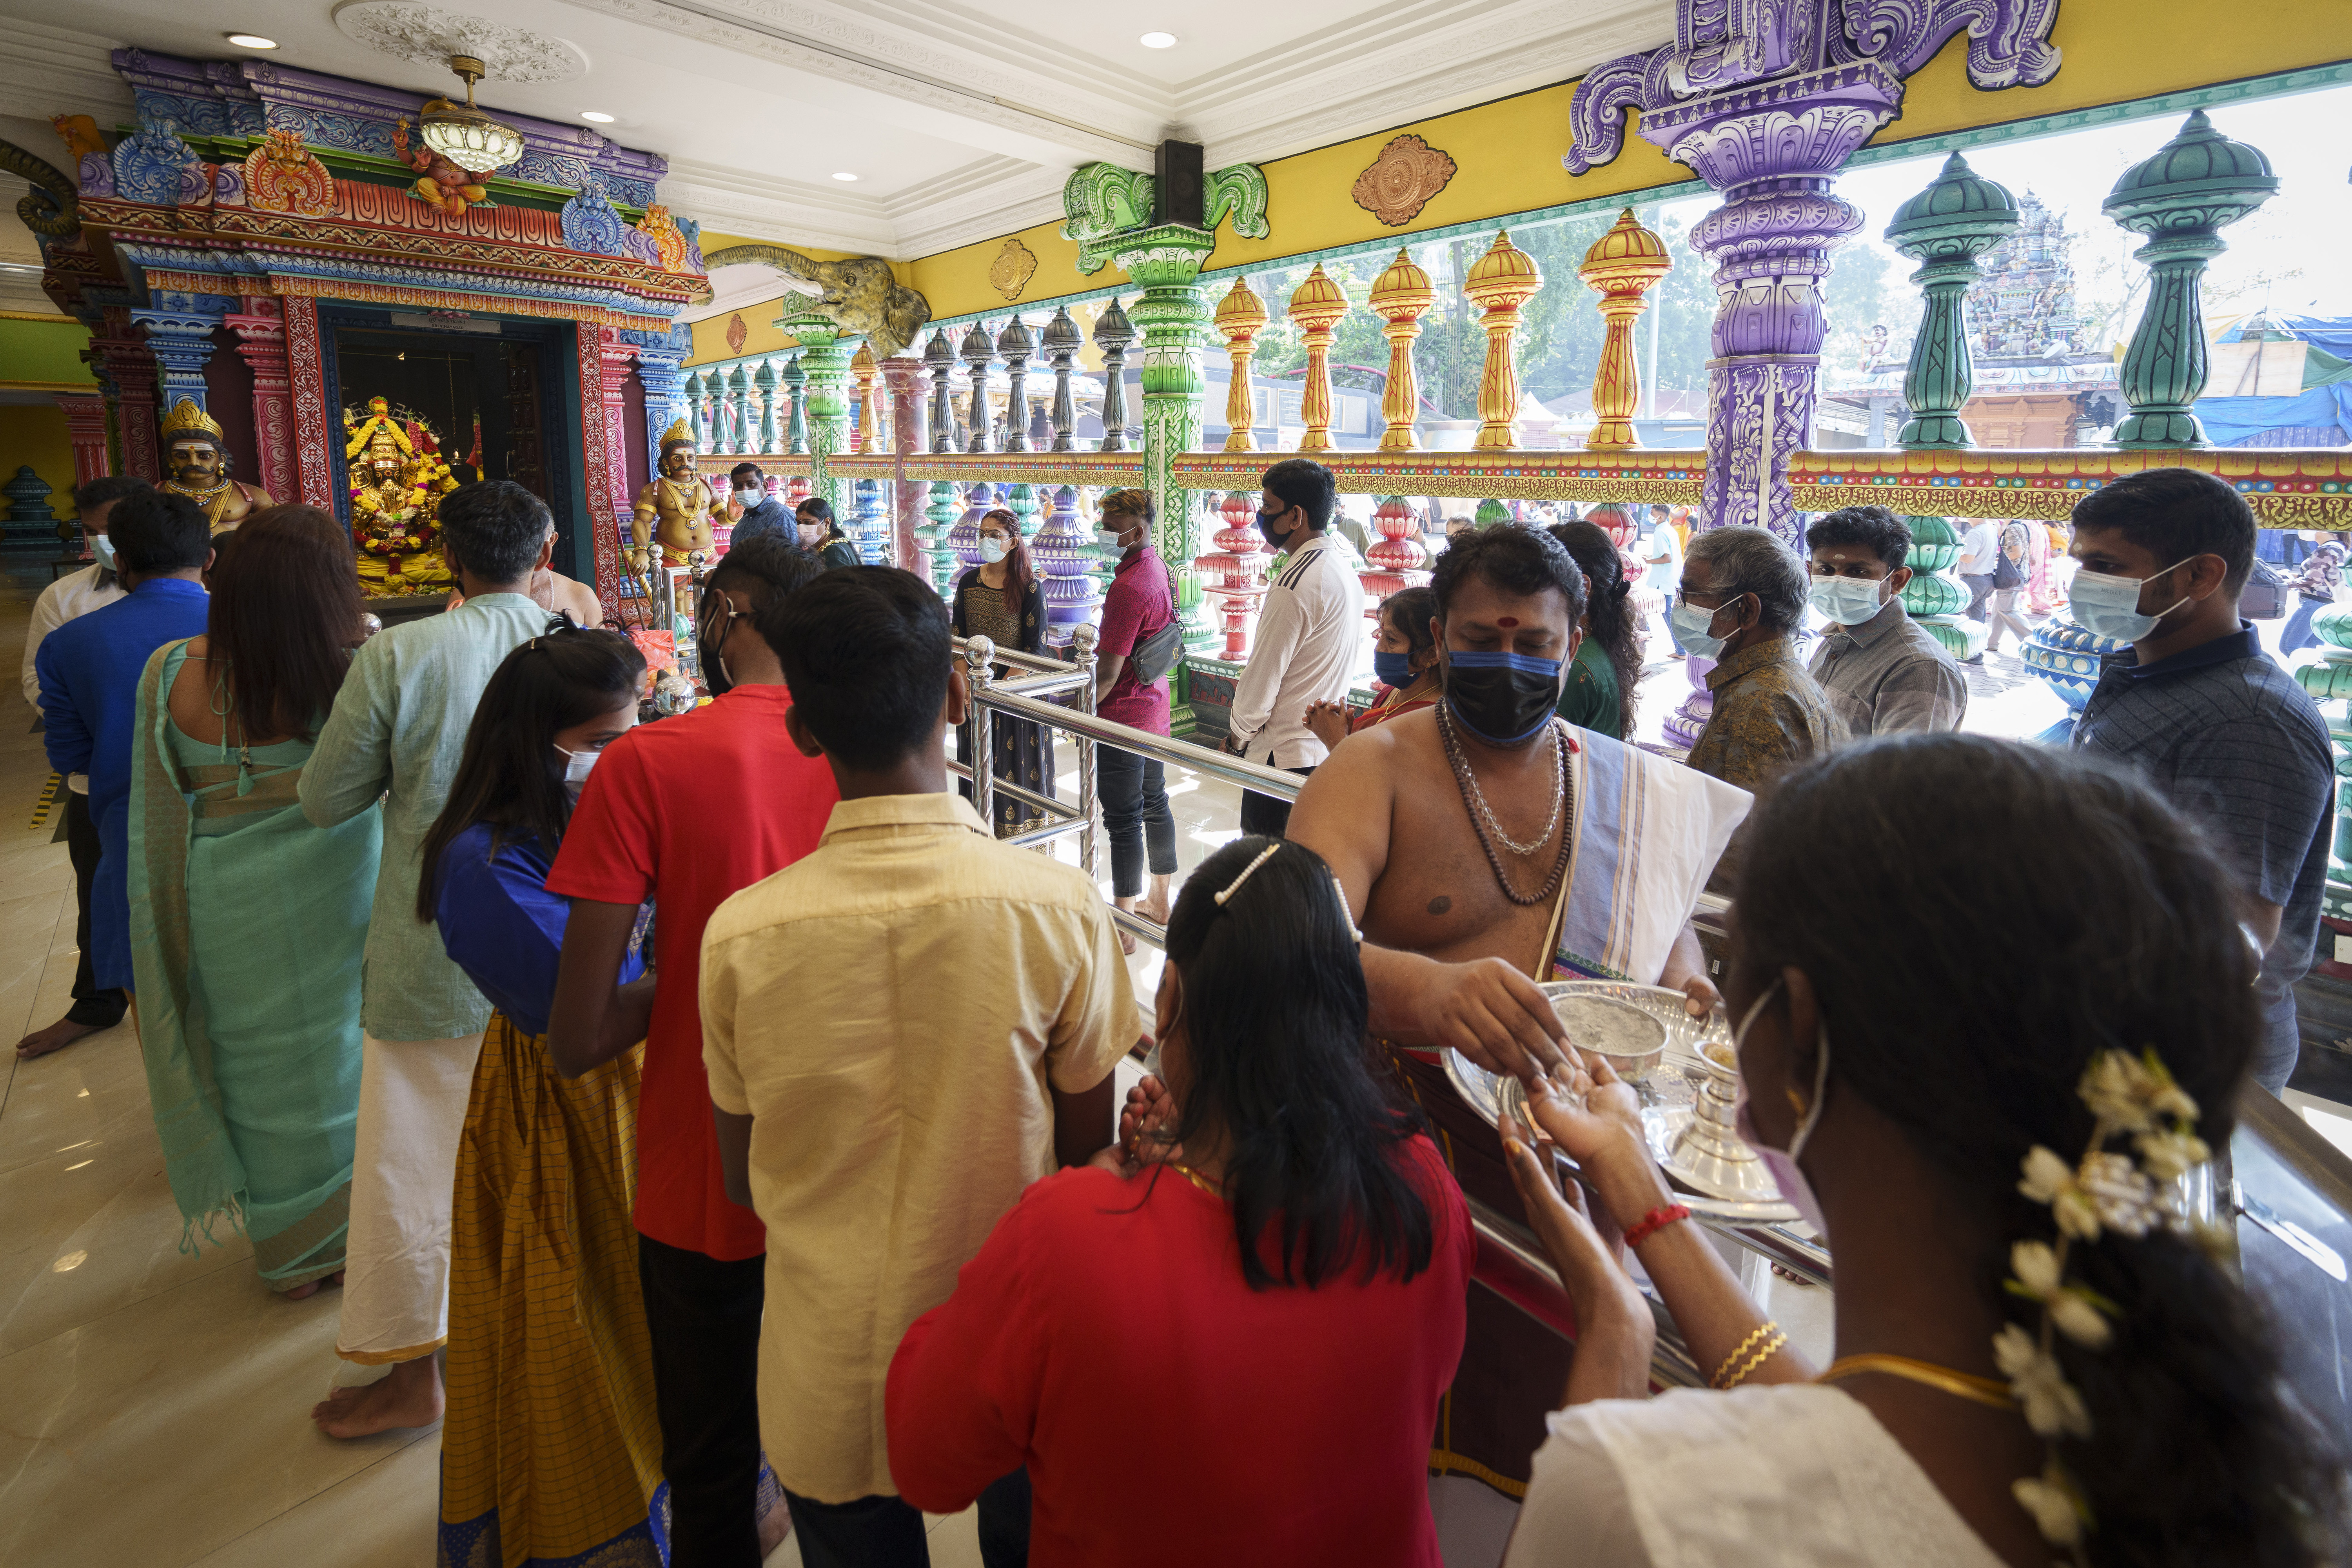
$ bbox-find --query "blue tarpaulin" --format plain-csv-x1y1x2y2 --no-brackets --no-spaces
2192,383,2352,447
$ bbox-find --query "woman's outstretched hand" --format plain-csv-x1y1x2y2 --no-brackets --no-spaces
1501,1110,1655,1404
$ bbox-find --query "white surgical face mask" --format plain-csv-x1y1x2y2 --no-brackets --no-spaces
1809,573,1887,627
556,744,599,798
978,537,1010,564
1727,978,1833,1240
733,487,761,508
1095,528,1125,551
2068,557,2195,643
1671,597,1730,659
91,532,117,570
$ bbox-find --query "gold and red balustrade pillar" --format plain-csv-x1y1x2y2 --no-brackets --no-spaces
1361,495,1432,608
1370,249,1435,451
1287,264,1348,453
1465,232,1540,450
1198,489,1271,659
1213,277,1267,453
1577,210,1672,449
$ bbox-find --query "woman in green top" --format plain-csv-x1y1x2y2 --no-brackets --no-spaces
797,496,864,570
1547,520,1641,740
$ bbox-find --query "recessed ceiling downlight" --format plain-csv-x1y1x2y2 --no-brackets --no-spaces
1140,31,1178,47
581,111,616,123
226,33,278,49
833,171,860,181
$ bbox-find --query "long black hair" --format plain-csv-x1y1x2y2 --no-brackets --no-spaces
1734,736,2345,1568
1548,519,1639,738
1158,836,1435,1290
414,616,645,923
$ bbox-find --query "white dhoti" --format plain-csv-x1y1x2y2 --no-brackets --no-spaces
335,1030,484,1364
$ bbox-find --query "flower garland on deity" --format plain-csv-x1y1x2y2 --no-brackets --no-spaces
344,396,464,594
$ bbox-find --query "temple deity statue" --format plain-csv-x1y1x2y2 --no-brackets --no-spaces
158,398,273,532
631,420,716,570
344,396,459,594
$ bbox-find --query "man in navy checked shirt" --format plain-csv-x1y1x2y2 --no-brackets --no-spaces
2070,468,2333,1093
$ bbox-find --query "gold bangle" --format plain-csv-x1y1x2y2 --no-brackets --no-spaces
1711,1321,1787,1391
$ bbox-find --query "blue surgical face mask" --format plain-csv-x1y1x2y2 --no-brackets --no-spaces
90,532,117,570
1373,649,1416,689
1671,597,1730,659
1094,528,1125,551
1442,649,1563,747
733,487,762,508
2068,557,2194,643
1809,573,1887,627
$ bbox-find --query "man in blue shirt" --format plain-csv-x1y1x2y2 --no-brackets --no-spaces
34,488,214,1025
727,462,795,550
2070,468,2334,1093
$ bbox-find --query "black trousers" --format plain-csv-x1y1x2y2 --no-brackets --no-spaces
64,790,127,1029
784,1468,1030,1568
638,1234,767,1568
1238,766,1316,839
1097,744,1176,897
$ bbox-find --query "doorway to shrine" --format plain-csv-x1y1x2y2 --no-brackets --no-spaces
319,308,591,603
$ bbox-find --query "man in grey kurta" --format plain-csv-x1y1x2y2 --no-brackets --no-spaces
300,480,561,1438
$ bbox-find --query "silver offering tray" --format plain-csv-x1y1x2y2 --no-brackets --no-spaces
1443,980,1800,1224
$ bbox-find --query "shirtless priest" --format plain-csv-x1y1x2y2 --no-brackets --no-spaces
1288,523,1751,1492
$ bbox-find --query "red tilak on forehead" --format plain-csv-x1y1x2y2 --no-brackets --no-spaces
1496,616,1519,627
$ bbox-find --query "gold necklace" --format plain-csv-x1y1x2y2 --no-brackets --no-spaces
1816,1354,2018,1412
170,476,232,501
1163,1161,1224,1198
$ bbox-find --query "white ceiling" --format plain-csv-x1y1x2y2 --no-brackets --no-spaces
0,0,1672,265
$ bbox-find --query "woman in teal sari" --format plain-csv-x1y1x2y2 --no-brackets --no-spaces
129,505,380,1296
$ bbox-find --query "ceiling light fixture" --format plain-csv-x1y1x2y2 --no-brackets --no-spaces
225,33,278,49
832,171,859,181
1140,31,1178,47
581,111,616,123
419,54,525,174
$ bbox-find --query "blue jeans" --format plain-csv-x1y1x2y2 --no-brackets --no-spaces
2281,596,2329,655
784,1470,1028,1568
1098,744,1176,898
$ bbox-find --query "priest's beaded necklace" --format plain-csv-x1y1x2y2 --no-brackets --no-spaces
1437,701,1573,907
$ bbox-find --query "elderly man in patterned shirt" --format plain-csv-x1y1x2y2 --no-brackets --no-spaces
1803,505,1969,735
1675,525,1845,884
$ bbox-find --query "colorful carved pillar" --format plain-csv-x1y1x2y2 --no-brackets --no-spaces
2105,111,2278,448
683,371,706,446
853,478,892,565
93,308,163,481
596,323,636,557
881,354,927,567
1465,233,1540,450
745,357,773,454
630,327,690,481
1288,265,1348,453
1363,495,1431,604
1213,278,1267,453
1198,490,1270,658
922,481,962,599
1577,211,1672,449
851,342,879,453
133,303,224,415
1042,307,1082,452
1369,250,1434,452
1033,483,1100,647
784,354,809,456
922,331,957,453
277,296,336,510
960,323,996,453
1092,298,1134,452
999,316,1034,452
1884,154,2018,448
721,365,750,455
54,393,111,488
225,299,298,503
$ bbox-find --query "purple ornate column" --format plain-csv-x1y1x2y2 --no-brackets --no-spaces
1565,0,2061,543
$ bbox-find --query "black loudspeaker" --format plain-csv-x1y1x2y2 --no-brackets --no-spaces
1155,140,1205,227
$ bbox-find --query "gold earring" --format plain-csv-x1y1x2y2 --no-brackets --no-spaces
1785,1086,1809,1117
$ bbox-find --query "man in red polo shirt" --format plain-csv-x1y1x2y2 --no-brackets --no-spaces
546,534,837,1566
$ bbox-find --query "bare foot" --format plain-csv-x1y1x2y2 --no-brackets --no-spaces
16,1015,103,1060
279,1270,344,1302
312,1355,443,1438
756,1501,793,1559
1136,897,1170,927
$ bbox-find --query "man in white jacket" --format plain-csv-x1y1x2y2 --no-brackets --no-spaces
1221,459,1368,836
16,475,148,1059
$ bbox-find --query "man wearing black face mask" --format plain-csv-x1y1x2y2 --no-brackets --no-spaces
1220,459,1367,835
1286,523,1751,1494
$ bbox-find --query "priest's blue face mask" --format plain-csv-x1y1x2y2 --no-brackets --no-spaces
1441,648,1563,747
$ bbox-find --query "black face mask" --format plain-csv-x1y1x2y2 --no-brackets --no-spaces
1256,506,1296,549
1441,649,1564,747
700,598,740,696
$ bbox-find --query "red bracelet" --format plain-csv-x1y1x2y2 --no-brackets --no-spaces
1622,1203,1691,1249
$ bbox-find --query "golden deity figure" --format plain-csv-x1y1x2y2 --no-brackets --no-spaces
632,420,715,571
159,399,273,532
344,396,460,595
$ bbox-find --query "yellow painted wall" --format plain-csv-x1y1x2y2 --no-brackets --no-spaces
902,0,2352,323
0,316,98,390
0,403,81,526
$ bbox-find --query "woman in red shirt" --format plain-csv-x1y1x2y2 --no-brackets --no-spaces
886,836,1472,1567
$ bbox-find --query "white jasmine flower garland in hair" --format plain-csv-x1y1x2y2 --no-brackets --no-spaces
2005,1048,2209,1561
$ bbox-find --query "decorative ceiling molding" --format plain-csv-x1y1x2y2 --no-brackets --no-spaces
0,21,136,130
333,2,592,83
550,0,1149,165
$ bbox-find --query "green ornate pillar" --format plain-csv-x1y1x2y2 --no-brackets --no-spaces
2298,610,2352,923
1062,161,1270,677
779,312,857,519
922,481,962,600
1882,153,2017,450
2103,111,2278,449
